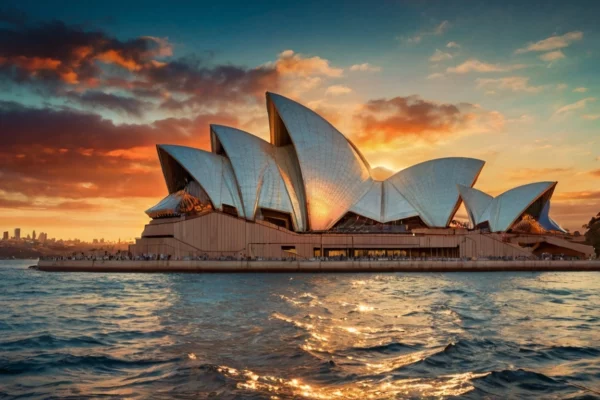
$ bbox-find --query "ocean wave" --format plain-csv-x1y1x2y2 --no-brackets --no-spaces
0,353,179,375
349,341,416,354
469,368,574,396
520,345,600,362
0,333,106,350
2,261,600,398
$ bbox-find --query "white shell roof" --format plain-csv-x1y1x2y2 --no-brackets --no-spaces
386,157,485,227
145,191,183,218
480,181,556,232
210,125,298,228
152,93,566,233
146,181,209,218
349,180,420,223
350,181,383,221
273,145,308,231
538,201,566,233
267,92,372,230
158,145,245,217
457,184,494,227
382,180,419,222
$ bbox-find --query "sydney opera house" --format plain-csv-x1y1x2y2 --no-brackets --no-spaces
130,93,593,259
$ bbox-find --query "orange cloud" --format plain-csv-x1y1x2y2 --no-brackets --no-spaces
0,21,173,91
352,95,504,151
325,85,352,96
539,50,565,62
552,190,600,201
8,55,61,71
447,59,529,74
555,97,596,115
60,70,79,84
476,76,543,93
538,189,600,232
71,45,93,62
104,147,158,161
96,49,142,71
507,167,573,181
546,201,599,232
515,31,583,54
0,55,63,80
272,50,343,77
349,63,381,72
0,103,238,200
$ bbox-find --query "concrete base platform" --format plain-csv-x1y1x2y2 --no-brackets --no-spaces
34,259,600,273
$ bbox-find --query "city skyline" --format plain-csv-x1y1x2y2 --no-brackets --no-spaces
1,226,126,243
0,0,599,241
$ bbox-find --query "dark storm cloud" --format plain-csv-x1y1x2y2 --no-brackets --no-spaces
64,90,149,117
0,102,238,199
0,18,282,117
145,58,280,109
0,20,170,85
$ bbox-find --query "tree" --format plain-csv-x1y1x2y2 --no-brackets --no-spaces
583,212,600,257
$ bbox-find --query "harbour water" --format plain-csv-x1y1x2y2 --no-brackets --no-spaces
1,259,599,399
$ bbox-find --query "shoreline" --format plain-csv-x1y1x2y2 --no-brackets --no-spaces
34,259,600,273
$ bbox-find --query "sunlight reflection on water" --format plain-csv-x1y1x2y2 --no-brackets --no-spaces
1,260,600,399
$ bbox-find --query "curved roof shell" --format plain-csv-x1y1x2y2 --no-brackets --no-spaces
457,184,494,227
538,201,566,233
459,182,563,233
481,182,556,232
146,191,184,219
146,181,211,219
151,92,566,234
350,181,383,222
267,92,372,230
273,145,308,231
382,180,419,222
349,180,419,223
157,144,245,217
210,125,302,229
386,157,485,227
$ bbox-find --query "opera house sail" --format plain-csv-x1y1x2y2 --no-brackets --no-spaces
130,92,593,260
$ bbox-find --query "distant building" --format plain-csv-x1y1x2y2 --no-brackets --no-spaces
32,230,36,240
2,231,8,241
129,92,595,260
14,228,20,240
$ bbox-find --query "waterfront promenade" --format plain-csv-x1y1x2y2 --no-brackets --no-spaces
35,259,600,273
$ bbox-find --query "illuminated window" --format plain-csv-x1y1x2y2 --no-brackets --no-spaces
324,249,347,257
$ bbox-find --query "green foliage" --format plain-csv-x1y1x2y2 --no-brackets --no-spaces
583,212,600,257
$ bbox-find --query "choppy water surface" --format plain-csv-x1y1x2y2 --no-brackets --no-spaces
1,260,600,399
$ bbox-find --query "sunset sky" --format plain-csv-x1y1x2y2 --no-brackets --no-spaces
0,0,599,241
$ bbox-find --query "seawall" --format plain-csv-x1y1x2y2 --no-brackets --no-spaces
34,259,600,273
